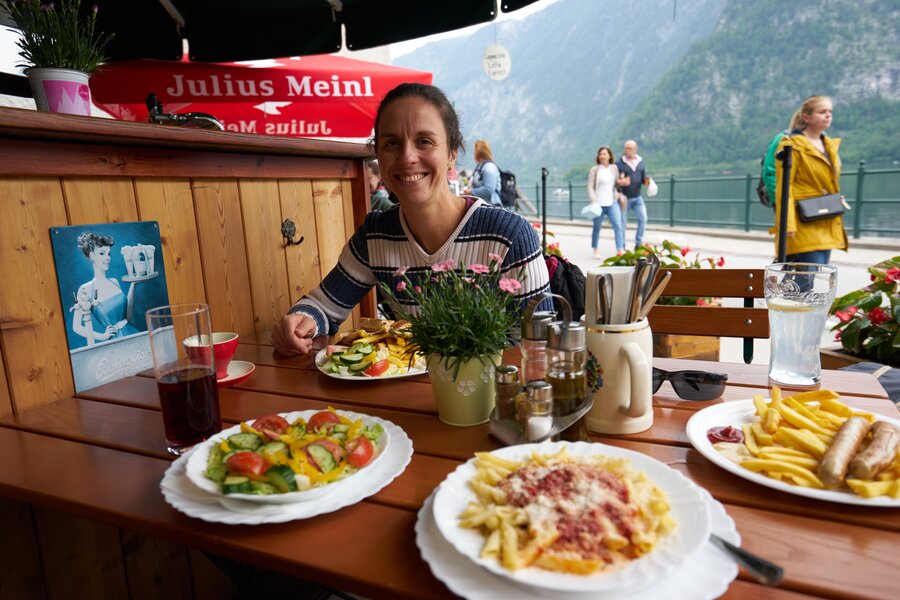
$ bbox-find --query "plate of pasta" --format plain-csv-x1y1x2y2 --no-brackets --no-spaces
431,441,711,594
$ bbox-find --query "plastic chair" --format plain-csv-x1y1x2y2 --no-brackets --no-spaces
646,268,768,363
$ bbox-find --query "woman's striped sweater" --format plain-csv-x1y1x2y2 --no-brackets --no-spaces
289,199,551,336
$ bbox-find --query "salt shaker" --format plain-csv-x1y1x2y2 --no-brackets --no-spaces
547,319,589,442
494,365,521,422
524,381,554,441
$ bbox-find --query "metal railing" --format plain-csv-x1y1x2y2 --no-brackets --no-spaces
529,162,900,239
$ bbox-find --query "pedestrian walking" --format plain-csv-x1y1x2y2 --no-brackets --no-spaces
615,140,650,250
584,146,625,258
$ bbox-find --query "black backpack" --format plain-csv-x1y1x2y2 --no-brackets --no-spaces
546,255,586,321
756,167,774,209
498,169,518,208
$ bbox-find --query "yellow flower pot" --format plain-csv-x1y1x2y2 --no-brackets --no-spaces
427,353,500,426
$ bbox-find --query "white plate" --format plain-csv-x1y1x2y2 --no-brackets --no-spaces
417,486,738,600
161,418,412,524
686,400,900,507
315,348,427,380
431,441,711,594
185,410,390,504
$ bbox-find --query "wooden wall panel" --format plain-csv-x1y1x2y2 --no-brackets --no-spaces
133,179,206,306
239,179,292,335
0,177,74,413
191,179,255,335
62,178,139,224
278,180,321,309
33,507,129,600
0,342,12,419
345,175,376,319
120,530,193,600
312,179,355,333
188,549,240,600
0,498,44,600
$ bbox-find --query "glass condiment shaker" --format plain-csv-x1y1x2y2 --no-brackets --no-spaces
494,365,522,422
547,320,589,442
521,310,554,384
524,380,554,442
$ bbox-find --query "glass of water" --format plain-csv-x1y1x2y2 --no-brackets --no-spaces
764,263,838,387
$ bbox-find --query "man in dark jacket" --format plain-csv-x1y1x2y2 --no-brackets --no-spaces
615,140,649,250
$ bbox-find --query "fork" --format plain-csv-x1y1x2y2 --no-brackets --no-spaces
710,534,784,586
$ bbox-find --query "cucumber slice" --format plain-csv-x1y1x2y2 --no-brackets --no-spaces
348,361,371,373
222,475,252,494
339,353,364,364
306,444,337,473
352,343,374,355
205,443,228,483
250,481,277,495
265,464,299,493
228,432,262,451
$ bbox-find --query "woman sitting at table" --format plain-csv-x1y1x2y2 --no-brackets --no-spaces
272,83,551,356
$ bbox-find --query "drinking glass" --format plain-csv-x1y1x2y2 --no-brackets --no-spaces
146,303,221,455
764,263,837,387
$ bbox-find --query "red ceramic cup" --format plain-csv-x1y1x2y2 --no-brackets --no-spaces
211,332,239,379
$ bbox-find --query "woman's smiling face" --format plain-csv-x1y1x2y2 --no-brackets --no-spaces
89,245,111,271
375,97,455,206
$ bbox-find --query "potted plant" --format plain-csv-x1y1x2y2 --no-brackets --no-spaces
2,0,114,115
602,240,726,359
826,256,899,368
382,256,525,426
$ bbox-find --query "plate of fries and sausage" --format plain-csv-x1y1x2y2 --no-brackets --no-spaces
315,318,427,380
430,441,712,594
686,387,900,507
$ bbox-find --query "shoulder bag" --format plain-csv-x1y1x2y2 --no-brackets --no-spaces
796,193,845,222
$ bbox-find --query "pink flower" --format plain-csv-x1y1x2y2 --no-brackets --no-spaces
680,247,691,257
717,256,725,267
871,273,878,282
431,259,456,273
498,278,523,293
462,277,473,283
393,266,408,277
868,307,889,326
489,252,503,264
885,267,900,284
532,222,541,229
414,286,421,293
696,298,709,307
548,242,560,251
834,330,842,342
468,263,490,274
395,281,407,292
834,306,858,323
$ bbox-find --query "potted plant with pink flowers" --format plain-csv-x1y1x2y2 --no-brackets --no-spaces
382,255,525,426
826,257,899,368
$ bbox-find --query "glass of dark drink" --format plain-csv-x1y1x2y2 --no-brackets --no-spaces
146,303,221,455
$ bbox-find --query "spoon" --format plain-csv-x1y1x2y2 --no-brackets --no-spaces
710,534,784,586
637,270,672,321
627,257,648,322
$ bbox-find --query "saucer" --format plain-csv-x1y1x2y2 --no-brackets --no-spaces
217,360,255,387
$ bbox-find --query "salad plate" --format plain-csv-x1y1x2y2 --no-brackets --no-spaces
185,409,390,504
315,348,427,381
417,486,737,600
161,416,413,524
431,440,711,594
687,400,900,507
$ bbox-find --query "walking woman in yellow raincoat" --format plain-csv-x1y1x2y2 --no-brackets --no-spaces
773,95,848,264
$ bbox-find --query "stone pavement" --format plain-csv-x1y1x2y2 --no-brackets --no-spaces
533,218,898,365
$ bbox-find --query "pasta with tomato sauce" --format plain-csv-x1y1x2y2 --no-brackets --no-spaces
459,448,675,574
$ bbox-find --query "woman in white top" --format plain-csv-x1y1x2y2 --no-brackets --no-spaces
586,146,625,258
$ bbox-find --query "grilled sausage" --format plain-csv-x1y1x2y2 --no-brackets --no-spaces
817,416,871,488
848,421,899,480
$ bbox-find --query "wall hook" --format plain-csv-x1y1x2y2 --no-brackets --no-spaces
281,219,304,247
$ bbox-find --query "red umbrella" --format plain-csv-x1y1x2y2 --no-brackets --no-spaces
90,55,432,138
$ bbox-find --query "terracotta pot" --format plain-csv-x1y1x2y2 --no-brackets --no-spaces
26,67,92,115
427,353,500,426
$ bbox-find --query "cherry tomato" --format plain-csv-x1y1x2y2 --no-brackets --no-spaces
308,410,341,432
252,414,290,441
364,359,390,377
226,451,268,476
346,435,374,468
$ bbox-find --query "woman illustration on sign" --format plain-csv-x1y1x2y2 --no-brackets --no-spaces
71,232,139,346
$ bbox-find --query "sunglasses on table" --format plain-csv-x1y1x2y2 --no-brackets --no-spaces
652,368,728,401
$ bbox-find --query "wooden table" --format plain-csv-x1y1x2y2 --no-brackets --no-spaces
1,338,898,600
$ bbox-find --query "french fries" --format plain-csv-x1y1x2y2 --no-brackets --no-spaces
731,387,900,499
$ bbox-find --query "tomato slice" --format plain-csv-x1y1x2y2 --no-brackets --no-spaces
346,435,374,468
226,451,268,476
252,414,290,441
308,410,341,432
364,359,390,377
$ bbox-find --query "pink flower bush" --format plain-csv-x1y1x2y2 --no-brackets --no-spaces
432,259,456,273
499,278,523,293
868,307,889,326
468,263,490,274
885,267,900,285
395,281,407,292
834,306,858,323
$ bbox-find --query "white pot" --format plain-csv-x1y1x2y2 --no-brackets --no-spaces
26,67,92,116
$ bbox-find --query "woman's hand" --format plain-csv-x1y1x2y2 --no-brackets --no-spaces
271,313,317,356
618,175,631,187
